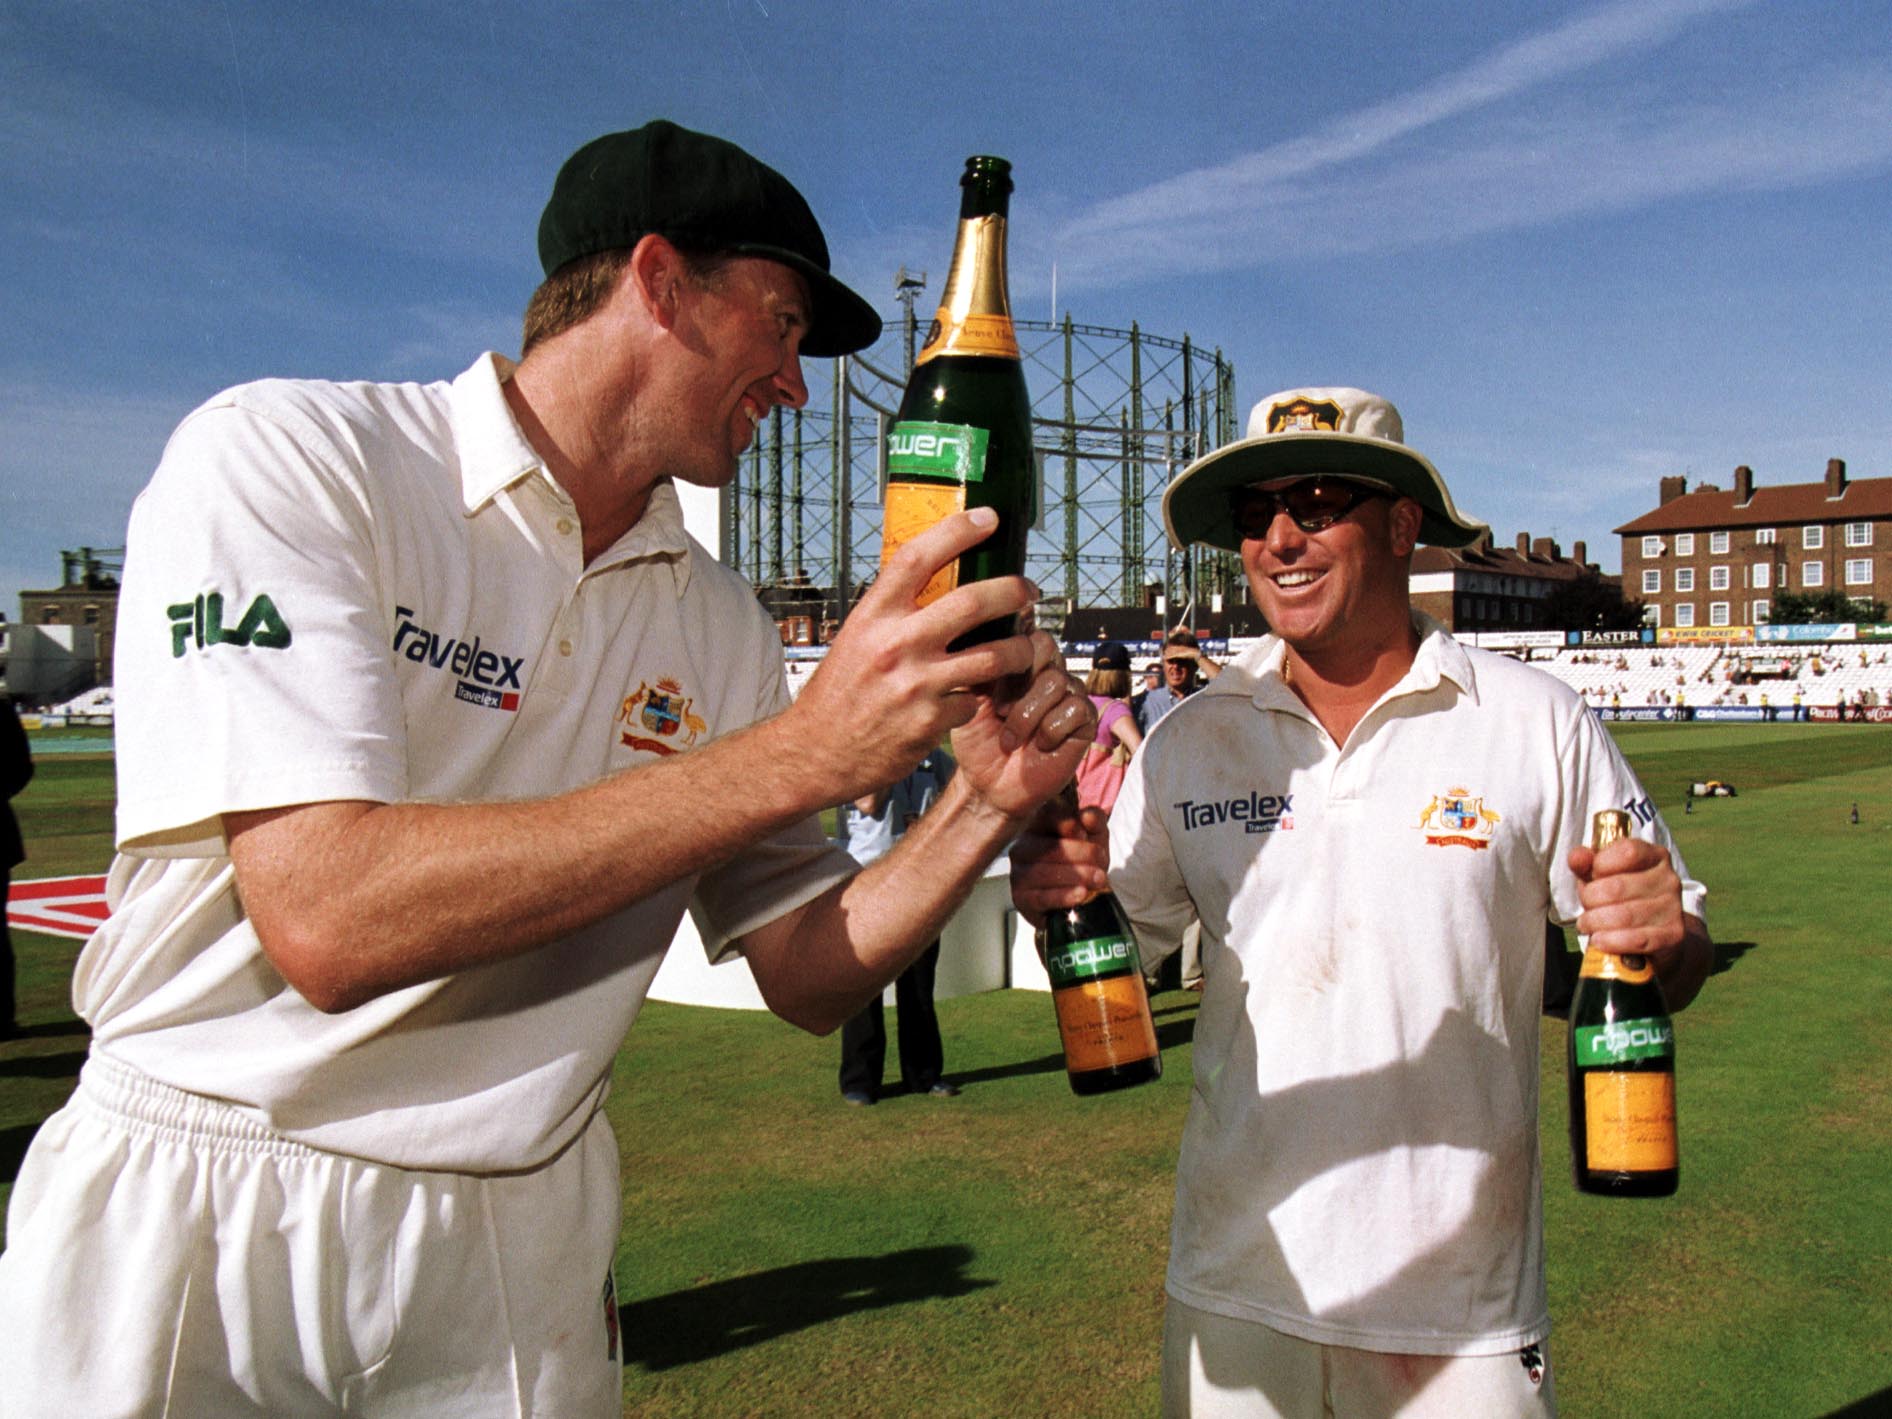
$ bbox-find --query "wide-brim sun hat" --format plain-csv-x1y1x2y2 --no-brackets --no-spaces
1161,387,1488,551
537,119,882,358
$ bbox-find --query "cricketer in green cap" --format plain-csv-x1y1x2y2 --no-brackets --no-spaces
537,119,880,358
0,111,1098,1419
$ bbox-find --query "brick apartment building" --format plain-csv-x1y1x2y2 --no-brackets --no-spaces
16,546,122,690
1615,459,1892,629
1409,533,1609,633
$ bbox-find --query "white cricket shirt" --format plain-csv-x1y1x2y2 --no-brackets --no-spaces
1110,620,1705,1355
81,354,855,1171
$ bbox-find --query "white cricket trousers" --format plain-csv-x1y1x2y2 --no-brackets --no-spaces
1162,1296,1558,1419
0,1052,625,1417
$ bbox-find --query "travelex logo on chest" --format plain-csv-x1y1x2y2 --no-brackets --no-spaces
392,605,525,712
1174,791,1294,834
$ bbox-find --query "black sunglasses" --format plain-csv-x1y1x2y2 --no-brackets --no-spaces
1227,479,1387,539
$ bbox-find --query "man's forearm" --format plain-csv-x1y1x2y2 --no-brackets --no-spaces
738,771,1026,1034
230,706,861,1012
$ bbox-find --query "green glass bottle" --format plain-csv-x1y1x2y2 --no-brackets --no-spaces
879,155,1035,650
1567,808,1679,1196
1043,891,1162,1095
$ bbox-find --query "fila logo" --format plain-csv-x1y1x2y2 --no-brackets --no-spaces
392,605,525,712
168,591,292,658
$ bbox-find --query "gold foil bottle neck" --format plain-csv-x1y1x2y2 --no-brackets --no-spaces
1591,808,1632,851
1587,807,1646,972
916,215,1019,363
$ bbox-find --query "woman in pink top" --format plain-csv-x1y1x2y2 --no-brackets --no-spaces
1076,640,1143,812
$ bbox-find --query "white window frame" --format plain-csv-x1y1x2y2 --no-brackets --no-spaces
1846,522,1874,548
1752,598,1770,623
1710,602,1730,627
1846,558,1873,586
1756,528,1777,544
1675,533,1696,556
1803,562,1824,588
1752,562,1772,590
1674,602,1695,628
1642,535,1662,557
1710,530,1730,554
1710,565,1730,591
1674,567,1695,593
1804,525,1825,550
1641,569,1661,594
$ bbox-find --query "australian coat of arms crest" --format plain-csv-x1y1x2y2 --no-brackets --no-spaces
618,677,708,757
1416,787,1502,850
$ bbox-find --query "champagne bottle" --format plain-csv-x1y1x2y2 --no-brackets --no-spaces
879,155,1035,650
1567,808,1679,1196
1043,891,1162,1095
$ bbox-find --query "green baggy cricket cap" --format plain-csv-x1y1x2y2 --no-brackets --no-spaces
537,119,882,358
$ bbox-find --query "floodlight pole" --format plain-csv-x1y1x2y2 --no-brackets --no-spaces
894,267,927,375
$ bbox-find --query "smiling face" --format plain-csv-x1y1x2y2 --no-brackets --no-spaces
654,254,812,488
1238,476,1422,663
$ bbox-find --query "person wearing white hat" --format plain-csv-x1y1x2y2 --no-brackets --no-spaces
1014,387,1713,1418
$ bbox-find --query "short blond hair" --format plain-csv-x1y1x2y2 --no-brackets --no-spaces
520,244,735,355
521,248,633,355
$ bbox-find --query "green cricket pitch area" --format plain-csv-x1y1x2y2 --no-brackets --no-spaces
3,722,1889,1417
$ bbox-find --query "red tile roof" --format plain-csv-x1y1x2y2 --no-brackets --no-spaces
1615,476,1892,534
1410,543,1600,584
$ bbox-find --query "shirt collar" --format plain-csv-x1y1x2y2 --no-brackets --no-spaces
1394,612,1480,706
1245,610,1480,712
590,480,696,595
449,352,697,594
450,353,546,511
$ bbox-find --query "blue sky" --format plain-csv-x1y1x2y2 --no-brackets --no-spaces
4,0,1889,607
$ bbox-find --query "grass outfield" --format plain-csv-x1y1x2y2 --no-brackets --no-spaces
3,724,1889,1416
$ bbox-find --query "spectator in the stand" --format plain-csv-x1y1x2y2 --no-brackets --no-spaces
1133,628,1218,737
1077,642,1142,814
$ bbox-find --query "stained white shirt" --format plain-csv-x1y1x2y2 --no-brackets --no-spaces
1110,618,1705,1354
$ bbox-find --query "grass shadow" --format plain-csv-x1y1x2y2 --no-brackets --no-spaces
1820,1385,1892,1418
949,1008,1196,1087
0,1020,88,1042
952,1047,1074,1085
0,1121,46,1185
1150,999,1200,1020
0,1048,88,1081
620,1244,996,1371
1710,940,1758,976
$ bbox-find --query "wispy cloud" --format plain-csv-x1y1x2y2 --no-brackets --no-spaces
1039,0,1889,286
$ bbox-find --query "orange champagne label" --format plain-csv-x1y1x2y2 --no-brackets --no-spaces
1054,975,1158,1074
916,312,1020,363
880,480,966,607
1583,1071,1678,1171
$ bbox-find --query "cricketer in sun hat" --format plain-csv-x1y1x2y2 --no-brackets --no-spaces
537,118,881,358
1161,387,1488,553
